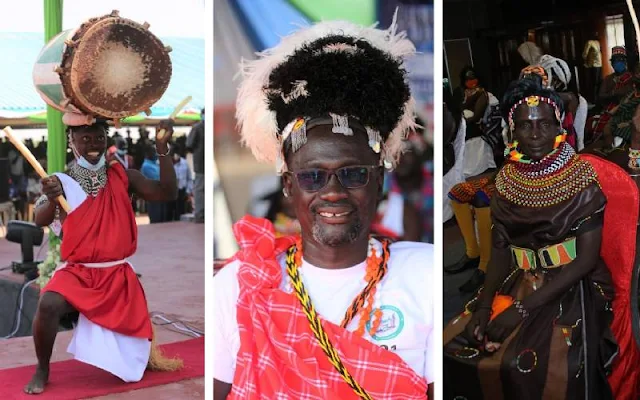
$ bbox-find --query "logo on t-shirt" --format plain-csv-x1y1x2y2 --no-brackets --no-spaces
367,305,404,340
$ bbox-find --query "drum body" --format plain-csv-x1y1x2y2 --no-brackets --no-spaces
33,29,78,113
33,11,172,120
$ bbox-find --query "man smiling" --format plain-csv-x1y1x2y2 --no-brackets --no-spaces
213,17,435,400
25,119,179,394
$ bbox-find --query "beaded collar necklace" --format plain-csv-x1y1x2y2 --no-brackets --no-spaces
68,163,108,197
495,140,598,208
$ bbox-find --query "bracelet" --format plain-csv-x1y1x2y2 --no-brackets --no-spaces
156,144,171,157
513,300,529,319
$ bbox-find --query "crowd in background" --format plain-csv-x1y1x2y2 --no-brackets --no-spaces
1,117,205,225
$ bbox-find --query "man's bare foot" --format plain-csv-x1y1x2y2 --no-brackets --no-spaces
24,366,48,395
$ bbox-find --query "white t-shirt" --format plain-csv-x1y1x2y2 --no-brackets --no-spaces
213,240,435,386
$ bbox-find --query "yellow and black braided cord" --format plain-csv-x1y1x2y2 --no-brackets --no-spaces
286,246,373,400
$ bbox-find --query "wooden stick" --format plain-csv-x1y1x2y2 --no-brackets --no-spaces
2,126,71,212
627,0,640,59
156,96,193,140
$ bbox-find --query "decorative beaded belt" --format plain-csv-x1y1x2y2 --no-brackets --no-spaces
511,237,577,270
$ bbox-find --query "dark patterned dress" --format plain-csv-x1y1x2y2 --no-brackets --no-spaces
444,142,616,400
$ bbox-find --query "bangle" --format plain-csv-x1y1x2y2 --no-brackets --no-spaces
513,300,529,319
156,144,171,157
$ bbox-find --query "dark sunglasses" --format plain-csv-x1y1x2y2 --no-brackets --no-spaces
287,165,380,192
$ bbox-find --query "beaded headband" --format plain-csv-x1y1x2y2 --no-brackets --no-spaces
612,46,627,58
508,95,561,132
280,115,385,164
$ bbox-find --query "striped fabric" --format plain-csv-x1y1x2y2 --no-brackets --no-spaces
228,215,428,399
510,238,577,270
511,246,535,270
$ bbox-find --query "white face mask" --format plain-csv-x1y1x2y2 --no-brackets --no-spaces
69,137,106,171
76,154,106,171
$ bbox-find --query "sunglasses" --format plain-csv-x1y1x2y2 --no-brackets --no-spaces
287,165,380,192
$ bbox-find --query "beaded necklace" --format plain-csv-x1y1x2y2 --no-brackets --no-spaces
496,141,599,208
68,163,108,197
285,242,389,400
286,237,389,337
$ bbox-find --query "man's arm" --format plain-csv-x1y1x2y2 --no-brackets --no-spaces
213,261,242,399
34,177,67,227
127,121,178,201
186,163,194,194
213,380,232,400
185,122,201,152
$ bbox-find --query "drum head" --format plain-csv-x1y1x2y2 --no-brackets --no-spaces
65,17,172,119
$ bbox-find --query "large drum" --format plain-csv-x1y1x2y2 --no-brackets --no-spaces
33,10,172,121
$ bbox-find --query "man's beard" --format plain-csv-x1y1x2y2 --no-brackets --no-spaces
311,217,363,247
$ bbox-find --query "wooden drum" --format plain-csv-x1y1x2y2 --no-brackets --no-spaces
33,10,172,120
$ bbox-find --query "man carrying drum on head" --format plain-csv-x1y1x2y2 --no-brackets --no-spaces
24,116,180,394
24,10,181,395
213,16,435,400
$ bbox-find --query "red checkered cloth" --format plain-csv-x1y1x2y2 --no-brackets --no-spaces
228,215,428,399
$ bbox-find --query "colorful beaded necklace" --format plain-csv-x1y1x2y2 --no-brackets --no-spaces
496,141,599,208
286,237,389,337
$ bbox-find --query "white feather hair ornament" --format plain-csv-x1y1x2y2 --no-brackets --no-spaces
539,54,572,90
235,11,417,174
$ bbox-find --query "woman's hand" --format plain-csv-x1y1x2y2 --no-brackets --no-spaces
484,305,523,347
463,306,492,346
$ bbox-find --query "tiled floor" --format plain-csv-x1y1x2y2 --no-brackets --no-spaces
0,221,205,399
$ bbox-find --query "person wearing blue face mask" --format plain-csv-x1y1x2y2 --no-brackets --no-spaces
592,46,634,138
25,118,179,395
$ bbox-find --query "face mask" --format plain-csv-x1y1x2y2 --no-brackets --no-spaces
116,149,126,156
465,79,479,89
613,61,627,74
77,154,106,171
69,138,105,171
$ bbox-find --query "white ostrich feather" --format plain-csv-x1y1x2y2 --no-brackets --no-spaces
539,54,572,89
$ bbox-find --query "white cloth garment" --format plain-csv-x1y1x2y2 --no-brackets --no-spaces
575,95,588,151
52,173,151,382
443,119,466,222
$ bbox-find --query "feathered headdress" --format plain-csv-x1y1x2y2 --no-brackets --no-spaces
236,12,417,174
539,54,572,90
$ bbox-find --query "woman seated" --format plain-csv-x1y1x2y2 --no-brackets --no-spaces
454,66,489,141
444,76,640,400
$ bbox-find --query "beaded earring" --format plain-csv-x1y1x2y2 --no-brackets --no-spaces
504,131,567,163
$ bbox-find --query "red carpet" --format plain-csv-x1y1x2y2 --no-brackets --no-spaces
0,337,204,399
